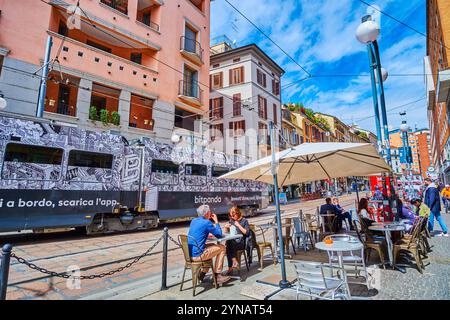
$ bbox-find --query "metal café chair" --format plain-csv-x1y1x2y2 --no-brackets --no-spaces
323,234,369,287
293,216,315,251
292,261,351,300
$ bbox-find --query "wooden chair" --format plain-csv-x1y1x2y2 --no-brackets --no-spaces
250,224,277,270
235,235,251,281
319,211,337,241
178,234,218,296
393,219,425,273
353,220,386,269
274,218,297,255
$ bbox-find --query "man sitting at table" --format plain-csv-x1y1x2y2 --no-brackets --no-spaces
187,204,231,284
320,198,339,232
332,197,354,231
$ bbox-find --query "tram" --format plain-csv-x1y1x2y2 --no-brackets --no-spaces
0,114,269,234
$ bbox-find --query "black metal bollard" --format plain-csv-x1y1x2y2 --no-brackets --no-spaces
0,244,12,300
161,227,168,291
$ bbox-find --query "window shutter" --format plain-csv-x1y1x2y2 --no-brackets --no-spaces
229,122,234,137
219,72,223,88
219,97,224,118
229,69,233,85
264,98,267,119
209,99,213,120
272,79,275,94
209,75,212,91
273,104,277,125
276,81,280,95
240,66,244,83
263,73,267,87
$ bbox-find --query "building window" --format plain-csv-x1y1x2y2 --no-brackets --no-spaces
100,0,128,15
272,79,280,95
210,72,223,89
185,164,207,176
90,83,120,121
180,65,200,100
229,67,244,85
233,93,242,116
258,122,268,144
209,97,223,120
210,124,224,141
229,120,245,137
136,4,159,31
183,24,199,55
129,94,154,130
258,95,267,119
174,107,199,131
44,73,79,117
130,52,142,65
151,159,179,174
233,58,241,63
189,0,205,12
257,69,266,87
58,20,68,37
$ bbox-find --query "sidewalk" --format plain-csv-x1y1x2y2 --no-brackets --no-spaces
80,214,450,300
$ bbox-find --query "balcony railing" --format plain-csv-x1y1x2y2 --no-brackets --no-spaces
178,80,203,104
180,36,203,64
137,17,160,32
49,31,157,93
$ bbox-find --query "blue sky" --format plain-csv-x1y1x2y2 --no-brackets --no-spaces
210,0,427,134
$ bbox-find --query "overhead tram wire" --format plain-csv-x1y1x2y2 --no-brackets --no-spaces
347,96,427,123
357,0,450,52
223,0,312,78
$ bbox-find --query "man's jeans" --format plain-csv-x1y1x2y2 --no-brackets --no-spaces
428,210,449,234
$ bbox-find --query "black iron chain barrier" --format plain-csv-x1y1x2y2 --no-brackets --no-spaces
167,233,181,248
10,234,164,280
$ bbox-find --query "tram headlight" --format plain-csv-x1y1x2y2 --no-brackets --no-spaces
171,133,181,143
0,94,7,111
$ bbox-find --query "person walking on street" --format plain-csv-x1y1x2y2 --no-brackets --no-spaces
440,185,450,214
424,178,448,237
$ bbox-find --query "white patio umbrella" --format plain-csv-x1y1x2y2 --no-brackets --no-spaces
220,142,391,186
219,141,391,293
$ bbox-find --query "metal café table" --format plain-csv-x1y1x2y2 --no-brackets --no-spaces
207,233,243,243
368,222,406,270
315,238,363,299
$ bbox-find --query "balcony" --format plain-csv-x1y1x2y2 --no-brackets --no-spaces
178,80,203,106
437,62,450,103
51,0,162,48
180,36,204,65
49,31,158,92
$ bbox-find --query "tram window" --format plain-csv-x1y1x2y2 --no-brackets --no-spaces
212,166,229,178
185,164,207,176
151,159,179,174
68,150,113,169
4,143,63,165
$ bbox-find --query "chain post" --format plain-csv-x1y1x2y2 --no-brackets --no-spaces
161,227,169,291
0,244,12,300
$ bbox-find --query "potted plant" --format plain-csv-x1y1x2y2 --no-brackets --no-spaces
89,106,98,121
111,111,120,126
100,109,110,126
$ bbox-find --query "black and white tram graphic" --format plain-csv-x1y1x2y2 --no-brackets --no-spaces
0,115,269,235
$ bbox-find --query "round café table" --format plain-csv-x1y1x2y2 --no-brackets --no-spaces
316,239,363,299
369,223,406,267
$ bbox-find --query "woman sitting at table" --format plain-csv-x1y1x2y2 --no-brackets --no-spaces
357,198,376,227
224,207,250,275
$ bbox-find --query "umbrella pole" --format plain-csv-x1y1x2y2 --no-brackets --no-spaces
269,121,289,288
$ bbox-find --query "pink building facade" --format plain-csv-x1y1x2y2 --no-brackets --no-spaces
0,0,211,142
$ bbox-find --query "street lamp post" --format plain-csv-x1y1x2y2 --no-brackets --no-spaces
356,14,399,220
400,119,413,199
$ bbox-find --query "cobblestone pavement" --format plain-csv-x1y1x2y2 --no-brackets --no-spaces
1,195,356,300
143,213,450,301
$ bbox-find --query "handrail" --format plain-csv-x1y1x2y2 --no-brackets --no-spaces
180,36,204,61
